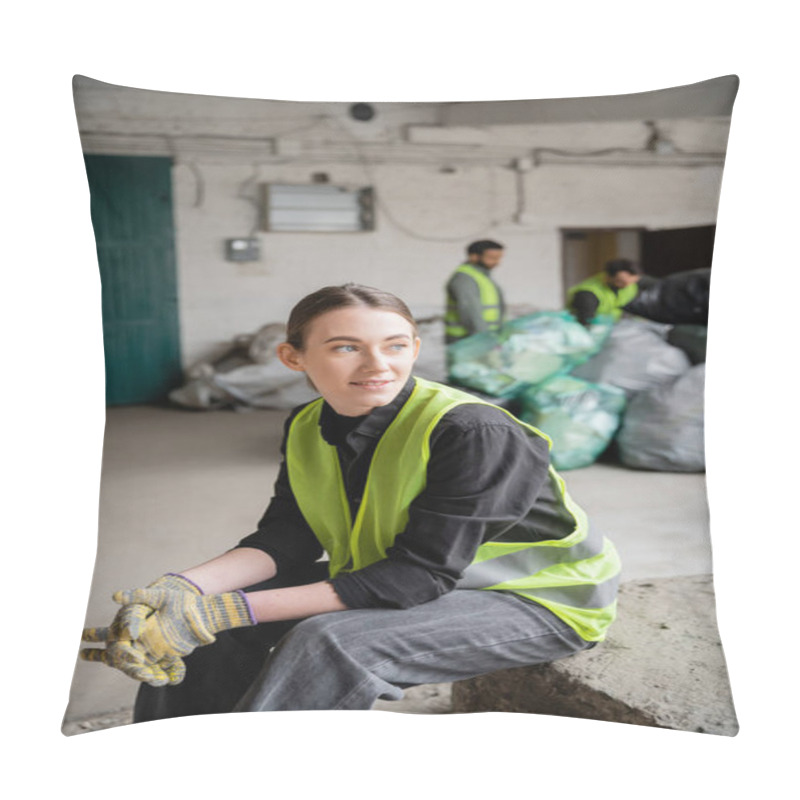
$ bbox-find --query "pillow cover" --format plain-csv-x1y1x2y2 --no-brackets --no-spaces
63,75,738,737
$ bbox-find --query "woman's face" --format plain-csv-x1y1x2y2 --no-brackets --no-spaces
278,305,420,416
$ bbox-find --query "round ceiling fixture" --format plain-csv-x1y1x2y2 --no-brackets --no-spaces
349,103,376,122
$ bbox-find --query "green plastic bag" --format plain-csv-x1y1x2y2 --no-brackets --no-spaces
519,374,626,470
447,311,612,398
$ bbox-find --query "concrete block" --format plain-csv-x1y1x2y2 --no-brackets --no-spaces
451,575,738,736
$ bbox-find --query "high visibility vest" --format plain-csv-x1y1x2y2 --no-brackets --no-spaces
286,377,620,642
445,264,503,340
566,272,639,320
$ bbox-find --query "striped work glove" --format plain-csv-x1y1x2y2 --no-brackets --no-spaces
112,586,256,664
80,574,204,686
80,602,171,685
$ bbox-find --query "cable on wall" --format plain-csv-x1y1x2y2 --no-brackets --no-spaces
236,164,265,238
320,114,511,243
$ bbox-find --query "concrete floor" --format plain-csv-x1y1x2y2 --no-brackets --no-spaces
62,403,714,727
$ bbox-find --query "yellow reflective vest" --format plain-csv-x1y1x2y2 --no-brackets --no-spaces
566,272,639,321
445,263,503,340
286,377,620,641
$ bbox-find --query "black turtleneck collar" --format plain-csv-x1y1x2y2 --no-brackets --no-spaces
318,376,417,448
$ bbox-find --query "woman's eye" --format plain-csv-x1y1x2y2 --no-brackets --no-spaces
388,343,407,351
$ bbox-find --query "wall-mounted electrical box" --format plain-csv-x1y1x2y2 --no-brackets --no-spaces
261,183,375,232
225,238,260,262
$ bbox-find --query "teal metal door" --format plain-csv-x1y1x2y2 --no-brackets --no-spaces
84,155,182,405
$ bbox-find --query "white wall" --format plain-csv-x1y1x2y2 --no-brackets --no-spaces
74,77,732,366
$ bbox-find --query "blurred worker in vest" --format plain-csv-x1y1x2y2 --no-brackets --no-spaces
444,240,506,344
566,258,642,327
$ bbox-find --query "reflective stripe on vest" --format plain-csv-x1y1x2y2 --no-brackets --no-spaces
566,272,639,320
445,264,503,338
286,377,619,641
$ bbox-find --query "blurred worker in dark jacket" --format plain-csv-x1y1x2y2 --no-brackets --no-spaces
566,258,642,327
444,240,506,344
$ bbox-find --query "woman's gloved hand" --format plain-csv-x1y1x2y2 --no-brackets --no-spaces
80,573,205,686
80,602,186,687
113,574,204,643
112,587,256,663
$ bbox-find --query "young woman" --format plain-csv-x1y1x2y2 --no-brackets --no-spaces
81,283,620,719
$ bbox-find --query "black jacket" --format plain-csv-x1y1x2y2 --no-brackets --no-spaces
236,378,571,609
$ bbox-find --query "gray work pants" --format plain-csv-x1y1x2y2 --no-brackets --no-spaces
134,563,592,721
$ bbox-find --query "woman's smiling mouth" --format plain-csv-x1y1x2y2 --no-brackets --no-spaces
350,380,392,389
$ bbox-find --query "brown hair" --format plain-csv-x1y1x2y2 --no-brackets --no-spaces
285,283,418,350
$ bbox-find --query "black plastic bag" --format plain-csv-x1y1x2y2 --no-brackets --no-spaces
624,268,711,324
667,324,708,364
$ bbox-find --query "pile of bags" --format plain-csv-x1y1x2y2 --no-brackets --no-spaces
169,323,318,411
573,319,705,471
570,319,690,397
170,279,709,473
448,309,708,472
448,311,613,398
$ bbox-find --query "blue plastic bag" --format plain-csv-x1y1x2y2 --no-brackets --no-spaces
448,311,613,398
519,374,626,470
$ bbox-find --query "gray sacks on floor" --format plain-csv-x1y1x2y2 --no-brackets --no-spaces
169,323,319,410
570,319,691,397
616,364,706,472
569,319,706,471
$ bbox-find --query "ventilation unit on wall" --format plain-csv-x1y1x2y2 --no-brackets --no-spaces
260,183,375,232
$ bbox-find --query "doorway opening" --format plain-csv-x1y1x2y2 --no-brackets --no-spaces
561,224,716,300
561,228,643,301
